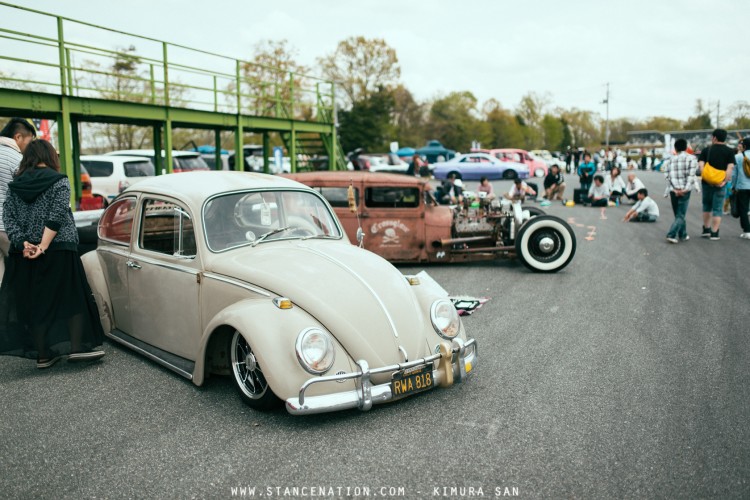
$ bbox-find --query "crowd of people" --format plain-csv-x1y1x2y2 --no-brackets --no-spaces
568,128,749,241
0,117,104,369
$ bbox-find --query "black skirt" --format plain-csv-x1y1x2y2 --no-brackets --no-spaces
0,249,104,360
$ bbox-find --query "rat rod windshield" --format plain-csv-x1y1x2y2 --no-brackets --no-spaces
202,189,342,252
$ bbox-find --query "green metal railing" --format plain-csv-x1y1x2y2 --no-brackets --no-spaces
0,2,336,123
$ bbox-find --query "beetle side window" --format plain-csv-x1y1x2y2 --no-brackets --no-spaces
365,187,420,208
140,199,197,257
98,197,137,244
313,187,358,208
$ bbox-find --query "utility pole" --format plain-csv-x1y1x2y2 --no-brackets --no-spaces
601,82,610,150
716,100,720,128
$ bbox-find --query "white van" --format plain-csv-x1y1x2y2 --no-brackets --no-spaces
106,149,210,174
80,155,154,205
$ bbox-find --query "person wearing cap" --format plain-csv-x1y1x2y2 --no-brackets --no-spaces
0,118,36,282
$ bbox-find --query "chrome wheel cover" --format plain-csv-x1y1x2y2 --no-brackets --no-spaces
230,331,268,400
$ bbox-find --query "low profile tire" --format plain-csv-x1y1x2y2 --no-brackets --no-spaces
229,330,280,411
522,205,546,217
534,168,545,178
502,169,517,180
515,215,576,273
448,170,462,180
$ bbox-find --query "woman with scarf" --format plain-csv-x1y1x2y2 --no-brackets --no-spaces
0,139,104,369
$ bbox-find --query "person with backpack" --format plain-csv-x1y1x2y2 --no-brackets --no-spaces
732,137,750,239
697,129,735,240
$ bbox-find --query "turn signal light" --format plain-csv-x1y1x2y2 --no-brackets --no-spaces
273,297,293,309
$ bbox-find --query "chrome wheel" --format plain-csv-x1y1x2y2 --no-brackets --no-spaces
230,330,272,404
514,215,576,273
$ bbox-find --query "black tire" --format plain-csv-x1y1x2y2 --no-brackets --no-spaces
514,215,576,273
502,169,517,180
448,170,462,180
522,205,546,218
229,330,281,411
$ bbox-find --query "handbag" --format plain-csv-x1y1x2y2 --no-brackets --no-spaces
743,153,750,177
701,146,726,186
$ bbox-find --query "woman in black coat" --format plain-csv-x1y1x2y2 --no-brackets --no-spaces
0,139,104,369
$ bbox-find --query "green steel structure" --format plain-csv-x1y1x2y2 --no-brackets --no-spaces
0,2,344,205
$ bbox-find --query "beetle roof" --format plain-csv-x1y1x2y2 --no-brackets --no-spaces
121,171,308,202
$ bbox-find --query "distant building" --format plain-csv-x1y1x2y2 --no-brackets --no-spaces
626,128,750,152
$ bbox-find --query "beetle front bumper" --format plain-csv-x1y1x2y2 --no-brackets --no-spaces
285,338,477,415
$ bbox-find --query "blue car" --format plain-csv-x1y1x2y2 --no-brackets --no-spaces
432,153,529,181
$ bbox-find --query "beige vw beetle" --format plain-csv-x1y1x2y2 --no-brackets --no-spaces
82,172,477,414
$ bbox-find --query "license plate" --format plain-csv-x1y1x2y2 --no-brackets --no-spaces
391,363,434,398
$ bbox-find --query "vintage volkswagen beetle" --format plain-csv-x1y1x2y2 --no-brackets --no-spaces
81,171,477,414
284,171,576,272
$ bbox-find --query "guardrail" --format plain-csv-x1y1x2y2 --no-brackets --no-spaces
0,2,336,123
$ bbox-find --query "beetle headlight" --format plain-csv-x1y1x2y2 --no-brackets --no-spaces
430,299,460,339
295,328,335,375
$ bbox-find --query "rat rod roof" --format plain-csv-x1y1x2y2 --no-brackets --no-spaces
283,171,430,187
120,171,308,203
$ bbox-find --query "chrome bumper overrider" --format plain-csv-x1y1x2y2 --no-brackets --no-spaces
285,338,477,415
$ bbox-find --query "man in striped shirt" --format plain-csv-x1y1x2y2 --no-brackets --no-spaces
0,118,36,281
663,138,698,243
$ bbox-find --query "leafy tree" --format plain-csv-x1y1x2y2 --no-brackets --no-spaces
391,84,425,147
641,116,682,132
338,86,394,153
483,99,524,148
515,92,551,149
683,99,712,130
425,91,488,152
317,36,400,108
727,101,750,129
541,114,564,150
241,39,308,118
557,108,600,149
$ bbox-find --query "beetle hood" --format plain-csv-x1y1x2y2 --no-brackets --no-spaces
208,240,430,367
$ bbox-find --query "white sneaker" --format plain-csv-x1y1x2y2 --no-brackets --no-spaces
740,233,750,239
666,237,679,244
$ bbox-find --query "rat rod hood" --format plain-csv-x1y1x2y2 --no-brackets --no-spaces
207,240,432,367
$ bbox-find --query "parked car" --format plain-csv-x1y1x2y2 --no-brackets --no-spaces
530,149,566,171
82,171,477,414
416,140,456,163
432,153,529,180
363,153,410,174
106,149,210,173
228,145,264,171
285,171,576,272
485,148,548,178
80,154,154,206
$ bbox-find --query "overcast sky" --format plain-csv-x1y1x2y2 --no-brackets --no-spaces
6,0,747,122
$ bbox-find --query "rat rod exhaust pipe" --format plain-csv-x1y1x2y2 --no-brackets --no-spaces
434,235,494,248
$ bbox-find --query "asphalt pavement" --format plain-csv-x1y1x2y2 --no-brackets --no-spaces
1,170,748,499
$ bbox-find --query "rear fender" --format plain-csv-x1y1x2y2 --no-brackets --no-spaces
194,299,356,399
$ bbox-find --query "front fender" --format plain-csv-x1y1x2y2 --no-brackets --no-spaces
194,299,357,400
81,251,113,334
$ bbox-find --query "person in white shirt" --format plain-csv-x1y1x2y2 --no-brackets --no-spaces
587,175,610,206
623,188,660,222
505,178,536,201
624,173,645,203
606,167,626,204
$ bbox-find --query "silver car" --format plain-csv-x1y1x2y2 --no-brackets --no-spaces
83,171,477,415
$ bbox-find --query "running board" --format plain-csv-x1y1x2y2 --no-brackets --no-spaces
106,329,195,380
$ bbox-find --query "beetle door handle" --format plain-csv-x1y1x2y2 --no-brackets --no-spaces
360,212,370,218
126,260,142,270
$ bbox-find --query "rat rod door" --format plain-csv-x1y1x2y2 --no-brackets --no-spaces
361,185,425,262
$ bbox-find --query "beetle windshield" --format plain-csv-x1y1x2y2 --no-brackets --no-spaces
203,190,342,252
